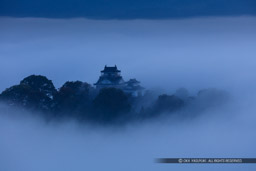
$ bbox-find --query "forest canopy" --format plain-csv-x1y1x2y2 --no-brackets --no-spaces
0,75,230,124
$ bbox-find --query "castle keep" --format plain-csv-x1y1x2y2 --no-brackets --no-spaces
94,65,144,97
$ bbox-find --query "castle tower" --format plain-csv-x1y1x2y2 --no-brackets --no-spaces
94,65,125,89
123,79,145,97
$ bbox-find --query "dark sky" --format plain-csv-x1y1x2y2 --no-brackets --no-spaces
0,0,256,19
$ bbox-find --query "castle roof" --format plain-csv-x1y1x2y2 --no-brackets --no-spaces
95,65,124,86
124,79,144,90
101,65,120,73
126,79,140,84
95,66,144,94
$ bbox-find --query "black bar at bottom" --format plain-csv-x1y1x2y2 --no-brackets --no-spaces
156,158,256,164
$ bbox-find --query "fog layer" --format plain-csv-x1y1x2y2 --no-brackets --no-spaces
0,17,256,95
0,17,256,171
0,92,256,171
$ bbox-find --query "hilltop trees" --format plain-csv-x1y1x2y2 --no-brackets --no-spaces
0,75,134,122
0,75,133,122
0,74,230,124
152,94,184,114
92,88,131,122
0,75,57,111
53,81,94,119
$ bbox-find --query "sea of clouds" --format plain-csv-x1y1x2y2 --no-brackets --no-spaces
0,16,256,171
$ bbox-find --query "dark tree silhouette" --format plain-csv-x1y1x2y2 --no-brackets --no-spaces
153,94,184,114
92,88,131,122
0,75,57,111
53,81,94,118
0,74,231,123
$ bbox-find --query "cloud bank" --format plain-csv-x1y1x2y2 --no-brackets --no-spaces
0,0,256,19
0,17,256,95
0,16,256,170
0,92,256,171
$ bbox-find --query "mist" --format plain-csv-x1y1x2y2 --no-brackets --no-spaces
0,91,256,171
0,16,256,170
0,17,256,95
